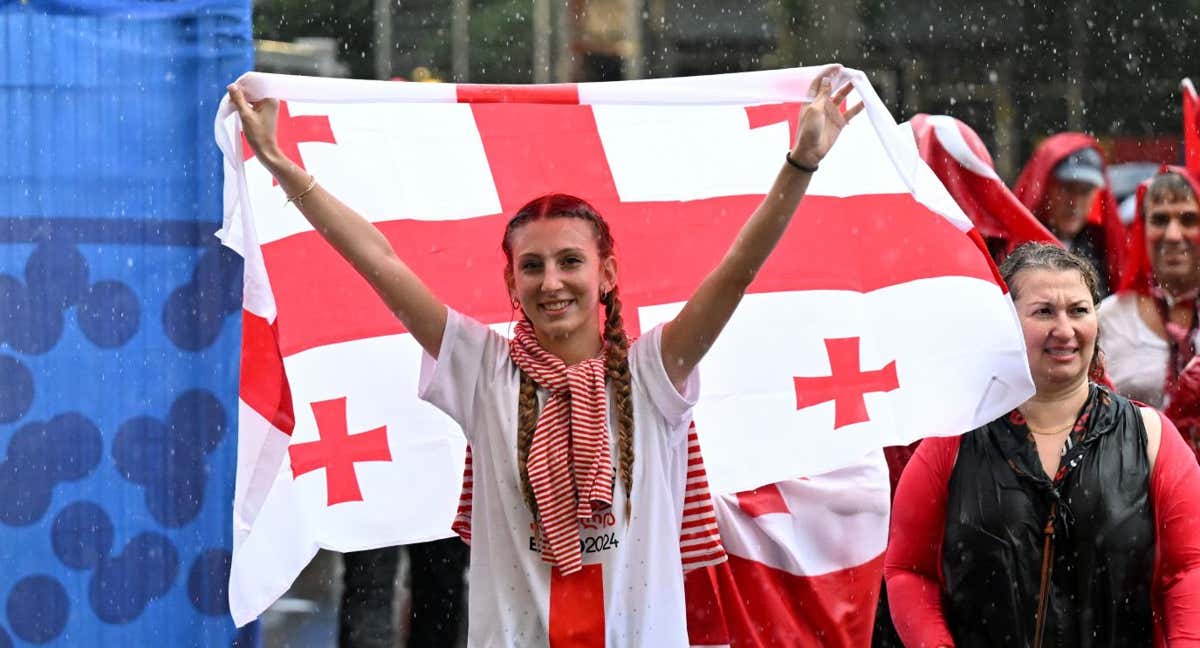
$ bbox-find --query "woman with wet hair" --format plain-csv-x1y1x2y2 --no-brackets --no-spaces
229,66,863,645
885,242,1200,647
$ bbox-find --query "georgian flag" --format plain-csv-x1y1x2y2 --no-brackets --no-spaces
215,66,1034,627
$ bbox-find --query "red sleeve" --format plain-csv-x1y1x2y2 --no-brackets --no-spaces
884,435,960,648
1152,412,1200,645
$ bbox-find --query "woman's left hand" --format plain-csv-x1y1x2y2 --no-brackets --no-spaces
790,66,864,169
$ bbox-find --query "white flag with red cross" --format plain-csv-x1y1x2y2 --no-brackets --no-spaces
215,66,1034,628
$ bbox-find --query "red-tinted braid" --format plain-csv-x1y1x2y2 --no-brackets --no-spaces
516,371,540,518
602,287,635,519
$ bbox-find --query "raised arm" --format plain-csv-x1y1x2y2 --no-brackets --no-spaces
227,85,447,357
658,66,863,389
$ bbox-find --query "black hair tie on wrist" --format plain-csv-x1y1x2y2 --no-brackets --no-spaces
785,153,819,174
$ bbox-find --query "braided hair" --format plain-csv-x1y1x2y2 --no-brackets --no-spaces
503,193,636,520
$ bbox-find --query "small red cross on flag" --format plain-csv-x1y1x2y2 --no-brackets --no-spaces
288,397,391,506
793,337,899,429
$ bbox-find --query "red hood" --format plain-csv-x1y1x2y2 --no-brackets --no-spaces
1118,164,1200,295
1013,132,1126,288
911,114,1057,253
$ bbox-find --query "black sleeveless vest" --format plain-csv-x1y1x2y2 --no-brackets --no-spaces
941,386,1154,647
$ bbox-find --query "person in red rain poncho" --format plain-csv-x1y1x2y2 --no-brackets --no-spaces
1099,165,1200,459
1015,133,1125,297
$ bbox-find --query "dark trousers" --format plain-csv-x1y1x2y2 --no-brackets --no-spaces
339,538,469,648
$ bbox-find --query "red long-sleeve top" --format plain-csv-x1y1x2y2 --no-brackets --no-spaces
884,412,1200,647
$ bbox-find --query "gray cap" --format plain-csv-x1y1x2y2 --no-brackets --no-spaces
1053,147,1106,188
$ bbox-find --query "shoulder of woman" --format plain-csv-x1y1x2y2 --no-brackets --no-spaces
1138,405,1163,469
913,434,964,474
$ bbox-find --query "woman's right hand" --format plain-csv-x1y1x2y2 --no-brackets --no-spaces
227,84,282,168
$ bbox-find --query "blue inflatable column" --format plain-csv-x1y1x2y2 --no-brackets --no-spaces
0,1,255,645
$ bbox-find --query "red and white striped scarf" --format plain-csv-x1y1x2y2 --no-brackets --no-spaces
678,422,726,569
450,322,726,573
508,319,612,574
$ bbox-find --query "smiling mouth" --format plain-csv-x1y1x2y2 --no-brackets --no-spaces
1045,348,1078,358
540,300,573,313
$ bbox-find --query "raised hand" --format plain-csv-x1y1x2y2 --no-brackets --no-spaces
227,84,283,169
658,65,866,389
223,85,448,359
789,66,864,169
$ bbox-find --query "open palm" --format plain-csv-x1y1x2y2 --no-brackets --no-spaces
790,66,864,169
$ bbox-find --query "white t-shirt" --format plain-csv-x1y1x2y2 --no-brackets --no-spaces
1098,292,1200,408
419,308,699,647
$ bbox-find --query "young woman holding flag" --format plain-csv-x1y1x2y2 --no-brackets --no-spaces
229,66,861,645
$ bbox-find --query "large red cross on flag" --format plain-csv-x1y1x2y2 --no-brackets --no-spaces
215,66,1034,628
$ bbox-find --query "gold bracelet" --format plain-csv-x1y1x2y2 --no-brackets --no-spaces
285,175,318,207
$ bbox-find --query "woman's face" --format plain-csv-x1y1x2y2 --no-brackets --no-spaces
1012,268,1098,393
1144,193,1200,290
506,217,616,349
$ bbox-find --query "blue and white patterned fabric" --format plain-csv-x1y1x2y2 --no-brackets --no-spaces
0,1,254,645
